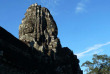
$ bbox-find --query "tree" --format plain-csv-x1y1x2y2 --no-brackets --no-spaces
81,54,110,74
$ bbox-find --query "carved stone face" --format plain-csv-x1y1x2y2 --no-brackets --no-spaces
19,4,61,54
23,24,34,34
19,23,35,44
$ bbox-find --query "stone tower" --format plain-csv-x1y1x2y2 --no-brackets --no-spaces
19,3,61,55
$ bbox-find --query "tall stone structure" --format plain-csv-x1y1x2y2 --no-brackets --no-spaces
19,3,61,56
0,3,83,74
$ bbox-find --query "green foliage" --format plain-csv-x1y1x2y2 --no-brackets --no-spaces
81,54,110,74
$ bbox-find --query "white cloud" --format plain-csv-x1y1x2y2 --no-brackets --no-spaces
75,3,85,13
75,0,90,13
76,42,110,58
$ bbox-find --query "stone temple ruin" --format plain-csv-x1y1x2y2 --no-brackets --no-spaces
19,3,61,56
0,3,83,74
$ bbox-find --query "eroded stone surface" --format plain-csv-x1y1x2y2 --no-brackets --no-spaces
19,3,61,56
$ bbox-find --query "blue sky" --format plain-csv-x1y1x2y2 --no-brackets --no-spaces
0,0,110,73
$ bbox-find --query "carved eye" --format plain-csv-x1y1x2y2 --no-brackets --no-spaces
23,26,34,34
27,27,34,33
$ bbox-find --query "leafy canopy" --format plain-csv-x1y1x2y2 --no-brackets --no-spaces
81,54,110,74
